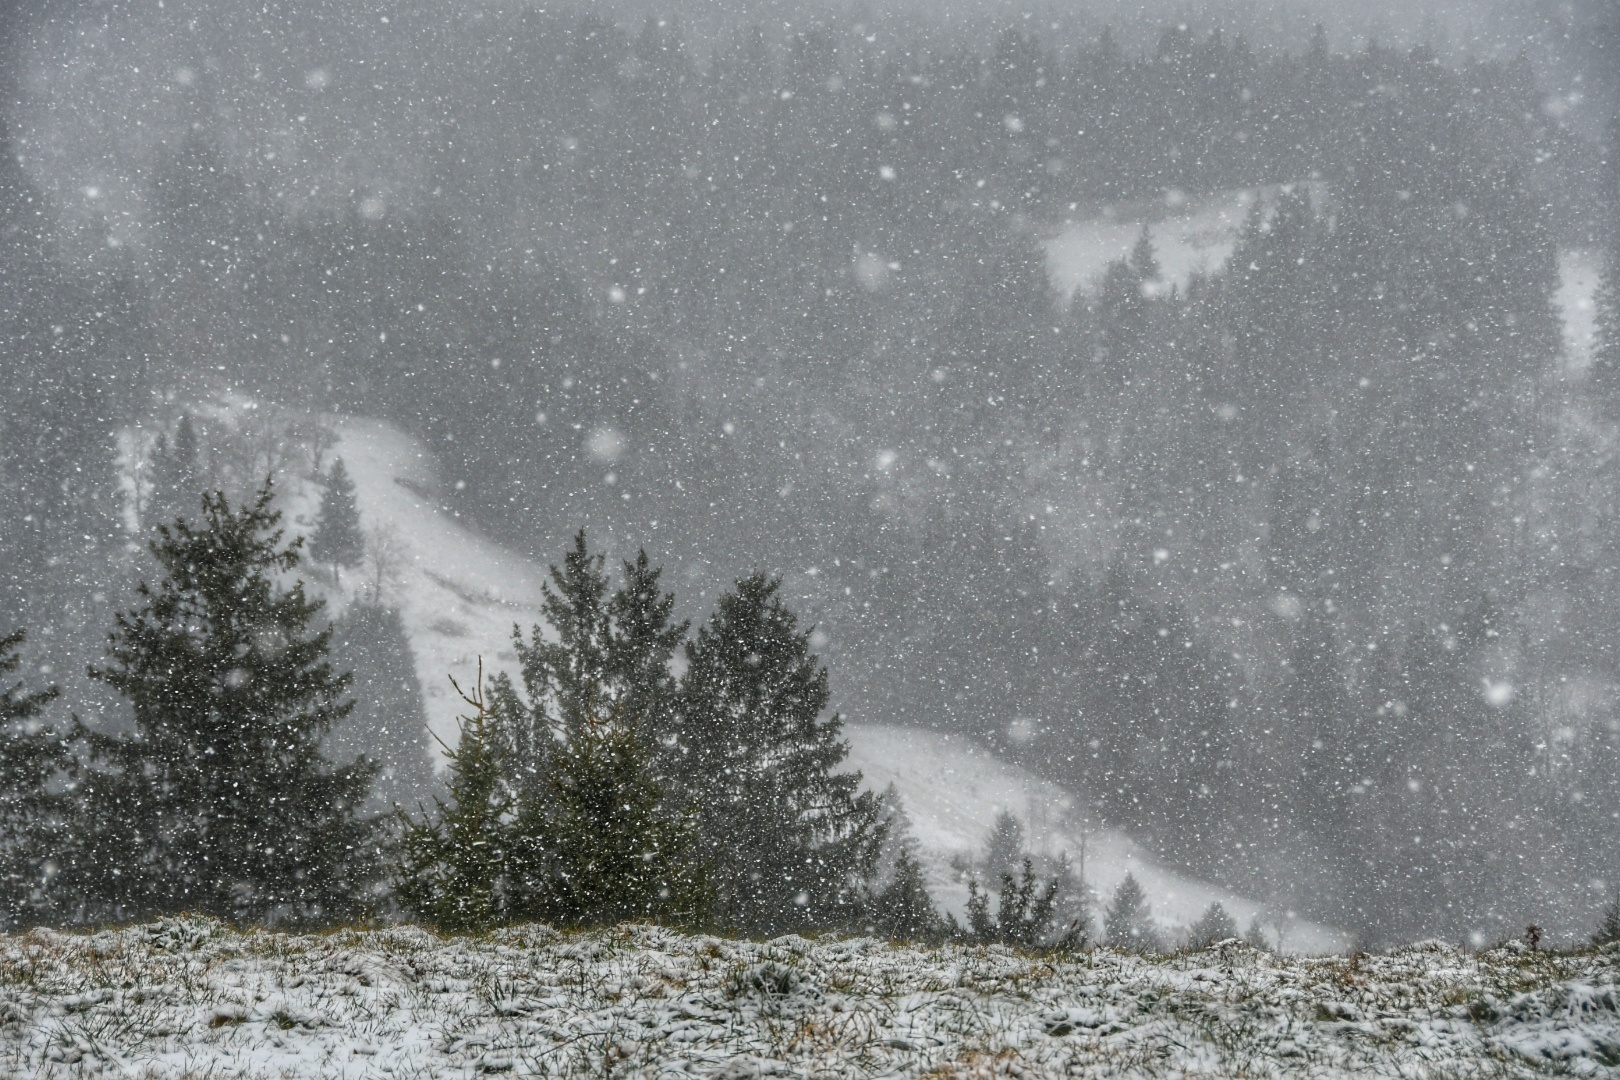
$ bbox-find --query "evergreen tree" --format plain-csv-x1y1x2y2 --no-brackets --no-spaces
144,414,202,534
512,717,708,927
325,603,435,812
1104,873,1160,952
1244,916,1272,951
863,789,941,942
1186,901,1240,949
1594,891,1620,947
81,480,379,924
983,809,1026,884
675,572,885,935
395,667,510,932
497,531,705,927
0,629,67,928
868,847,940,942
606,549,688,764
959,857,1077,949
309,458,364,585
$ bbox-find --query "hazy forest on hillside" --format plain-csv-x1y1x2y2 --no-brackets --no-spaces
1,0,1619,949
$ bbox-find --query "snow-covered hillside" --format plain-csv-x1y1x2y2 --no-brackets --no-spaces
847,725,1347,953
1044,186,1289,304
332,418,1345,952
6,918,1617,1079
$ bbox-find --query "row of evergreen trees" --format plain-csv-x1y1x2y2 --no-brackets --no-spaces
0,471,1277,949
395,532,893,935
0,477,935,935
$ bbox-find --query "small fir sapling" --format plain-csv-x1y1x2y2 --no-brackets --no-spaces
309,458,364,586
395,662,511,932
1105,873,1162,952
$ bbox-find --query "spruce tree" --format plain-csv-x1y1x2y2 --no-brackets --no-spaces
868,848,940,942
0,629,67,928
1594,891,1620,947
144,414,201,534
309,458,364,586
983,809,1026,884
395,667,510,932
514,718,708,927
1187,901,1240,949
864,789,940,941
675,572,884,935
1104,873,1160,952
82,480,379,924
498,531,704,927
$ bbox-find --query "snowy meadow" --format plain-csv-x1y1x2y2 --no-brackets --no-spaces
5,918,1620,1079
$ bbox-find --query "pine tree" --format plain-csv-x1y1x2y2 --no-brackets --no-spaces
983,809,1026,884
513,718,708,927
868,848,940,942
0,629,66,928
1244,915,1272,951
1187,901,1240,950
143,414,201,534
81,479,379,924
395,665,510,932
309,458,364,585
497,531,705,927
1594,891,1620,947
957,858,1075,949
1129,224,1161,283
325,603,435,812
675,572,885,935
995,857,1064,949
1104,873,1160,952
863,788,940,941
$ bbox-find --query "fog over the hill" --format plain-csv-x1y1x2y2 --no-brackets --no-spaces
2,0,1619,946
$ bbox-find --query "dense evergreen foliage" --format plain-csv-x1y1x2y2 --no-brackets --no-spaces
675,573,884,934
77,482,381,924
0,630,66,928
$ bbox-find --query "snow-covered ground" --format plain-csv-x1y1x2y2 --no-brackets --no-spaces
1044,186,1294,304
330,418,1345,952
6,918,1617,1079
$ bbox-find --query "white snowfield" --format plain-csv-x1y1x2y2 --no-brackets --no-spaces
1044,186,1299,305
5,918,1619,1079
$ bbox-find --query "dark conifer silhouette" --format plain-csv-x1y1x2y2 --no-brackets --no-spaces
0,629,67,927
675,573,884,935
496,531,705,927
396,664,510,932
309,458,364,586
80,479,378,924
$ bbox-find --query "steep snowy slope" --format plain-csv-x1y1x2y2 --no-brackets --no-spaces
333,418,1347,952
1044,186,1284,304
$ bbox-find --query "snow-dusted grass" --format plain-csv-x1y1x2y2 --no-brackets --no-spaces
4,920,1618,1079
